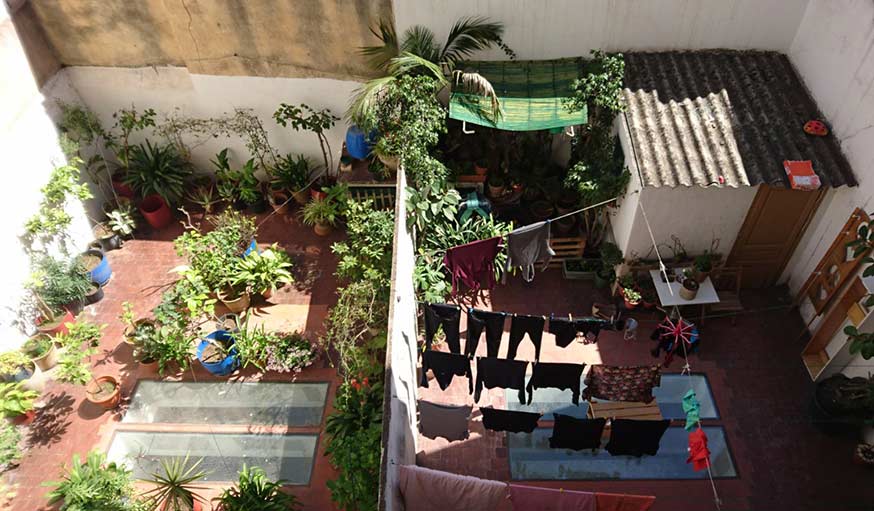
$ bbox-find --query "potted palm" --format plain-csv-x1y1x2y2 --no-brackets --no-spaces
300,197,340,236
231,245,294,299
141,454,208,511
213,465,301,511
125,140,190,229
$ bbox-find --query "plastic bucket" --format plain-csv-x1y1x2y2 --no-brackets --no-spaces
196,330,240,376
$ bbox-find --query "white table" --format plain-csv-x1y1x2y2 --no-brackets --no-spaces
649,269,720,307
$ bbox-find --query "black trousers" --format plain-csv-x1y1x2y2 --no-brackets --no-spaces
507,314,545,361
466,309,506,358
424,303,462,354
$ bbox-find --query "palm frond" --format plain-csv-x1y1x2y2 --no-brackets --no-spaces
388,53,448,85
441,16,505,68
453,70,503,122
360,18,399,72
400,25,441,64
346,76,396,126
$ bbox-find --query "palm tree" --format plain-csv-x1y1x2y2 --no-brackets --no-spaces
348,17,508,126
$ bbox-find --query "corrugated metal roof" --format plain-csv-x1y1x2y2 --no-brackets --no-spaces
623,51,857,188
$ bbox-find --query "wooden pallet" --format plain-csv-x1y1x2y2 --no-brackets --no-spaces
587,400,664,421
547,236,587,267
347,186,396,210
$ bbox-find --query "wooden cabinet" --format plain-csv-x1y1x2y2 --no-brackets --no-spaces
802,276,867,380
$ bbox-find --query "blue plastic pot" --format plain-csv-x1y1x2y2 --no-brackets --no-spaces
84,249,112,286
345,125,375,160
242,239,259,258
197,330,240,376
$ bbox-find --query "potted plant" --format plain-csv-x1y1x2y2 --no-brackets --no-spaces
618,274,640,309
300,197,340,236
54,325,122,410
231,245,294,299
812,374,874,434
141,454,208,511
0,351,33,382
22,334,58,372
693,252,715,282
47,451,135,509
217,283,251,313
107,204,137,240
637,276,658,309
217,313,240,333
141,194,174,229
595,242,623,289
270,154,312,206
680,269,700,301
487,174,506,198
556,189,580,216
0,381,39,424
264,332,315,374
371,137,399,171
124,140,190,204
83,282,104,305
213,465,301,511
92,223,121,252
196,330,240,376
474,158,489,176
79,248,112,287
339,155,354,173
529,200,554,222
185,185,219,214
28,256,91,333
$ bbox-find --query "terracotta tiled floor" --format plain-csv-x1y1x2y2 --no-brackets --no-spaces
416,269,874,511
5,210,345,511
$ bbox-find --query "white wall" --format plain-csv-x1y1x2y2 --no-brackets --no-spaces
0,8,93,350
611,115,643,255
394,0,809,59
380,168,418,511
619,184,758,261
61,66,363,176
781,0,874,377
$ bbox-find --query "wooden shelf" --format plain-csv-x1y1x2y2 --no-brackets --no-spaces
802,350,829,380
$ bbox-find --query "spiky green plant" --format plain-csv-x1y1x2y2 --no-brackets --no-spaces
140,454,208,511
213,465,300,511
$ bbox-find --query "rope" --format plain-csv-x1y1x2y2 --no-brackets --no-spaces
549,196,619,223
638,200,673,296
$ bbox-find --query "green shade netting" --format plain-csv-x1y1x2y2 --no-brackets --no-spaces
449,58,588,131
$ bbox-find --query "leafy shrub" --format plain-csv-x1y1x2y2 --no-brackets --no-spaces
0,351,30,376
174,210,256,291
264,332,315,373
232,246,294,296
0,422,21,470
325,381,383,511
25,158,93,241
0,382,38,418
270,153,312,192
28,256,92,313
214,465,301,511
332,200,394,285
46,451,136,511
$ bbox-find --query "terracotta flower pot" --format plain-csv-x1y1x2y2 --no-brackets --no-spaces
140,195,173,229
11,409,36,426
314,223,333,237
292,189,309,205
269,189,291,215
36,309,74,336
86,375,121,410
218,288,251,313
112,179,135,199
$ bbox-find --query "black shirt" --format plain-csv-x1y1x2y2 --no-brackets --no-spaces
549,414,606,451
480,407,541,433
474,357,529,404
420,350,472,393
525,361,585,405
605,419,672,457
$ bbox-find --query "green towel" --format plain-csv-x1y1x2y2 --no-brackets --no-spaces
683,389,701,431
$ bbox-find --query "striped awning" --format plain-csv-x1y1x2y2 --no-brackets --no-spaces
449,58,588,131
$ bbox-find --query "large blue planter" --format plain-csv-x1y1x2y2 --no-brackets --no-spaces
345,125,375,160
84,249,112,286
197,330,240,376
242,239,259,258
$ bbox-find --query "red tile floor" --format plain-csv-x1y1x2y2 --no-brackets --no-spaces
416,269,874,511
4,211,345,511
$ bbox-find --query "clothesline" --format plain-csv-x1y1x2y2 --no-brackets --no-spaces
550,196,620,222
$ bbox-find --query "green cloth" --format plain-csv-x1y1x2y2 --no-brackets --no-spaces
449,58,588,131
459,192,488,223
683,389,701,431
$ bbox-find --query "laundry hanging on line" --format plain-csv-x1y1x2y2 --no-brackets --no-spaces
420,350,472,393
507,313,546,361
605,419,672,457
474,356,529,405
582,365,662,404
508,484,595,511
443,236,502,296
549,315,614,347
480,407,541,433
687,427,711,471
682,389,701,431
650,316,700,367
424,303,462,353
466,308,507,358
526,361,586,405
503,220,555,283
549,414,606,451
418,400,471,442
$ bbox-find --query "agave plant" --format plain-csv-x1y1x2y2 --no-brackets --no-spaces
348,17,508,125
124,140,190,205
140,454,208,511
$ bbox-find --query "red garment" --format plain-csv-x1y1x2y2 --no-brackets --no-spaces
508,484,595,510
687,427,711,471
443,237,501,296
594,492,655,511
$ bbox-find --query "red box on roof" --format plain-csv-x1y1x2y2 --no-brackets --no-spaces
783,160,821,190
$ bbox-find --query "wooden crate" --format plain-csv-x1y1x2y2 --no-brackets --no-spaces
547,236,587,267
587,400,663,421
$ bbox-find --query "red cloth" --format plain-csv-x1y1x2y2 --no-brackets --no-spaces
508,484,595,510
443,237,501,296
594,492,655,511
687,427,711,471
398,464,511,511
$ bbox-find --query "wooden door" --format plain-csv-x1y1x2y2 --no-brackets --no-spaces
727,186,824,288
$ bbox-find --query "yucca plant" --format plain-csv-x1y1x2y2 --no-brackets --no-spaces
140,454,208,511
125,140,190,205
349,17,508,125
214,465,300,511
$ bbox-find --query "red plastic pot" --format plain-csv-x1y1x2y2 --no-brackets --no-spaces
310,188,327,201
36,309,74,336
140,195,173,229
112,179,135,199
